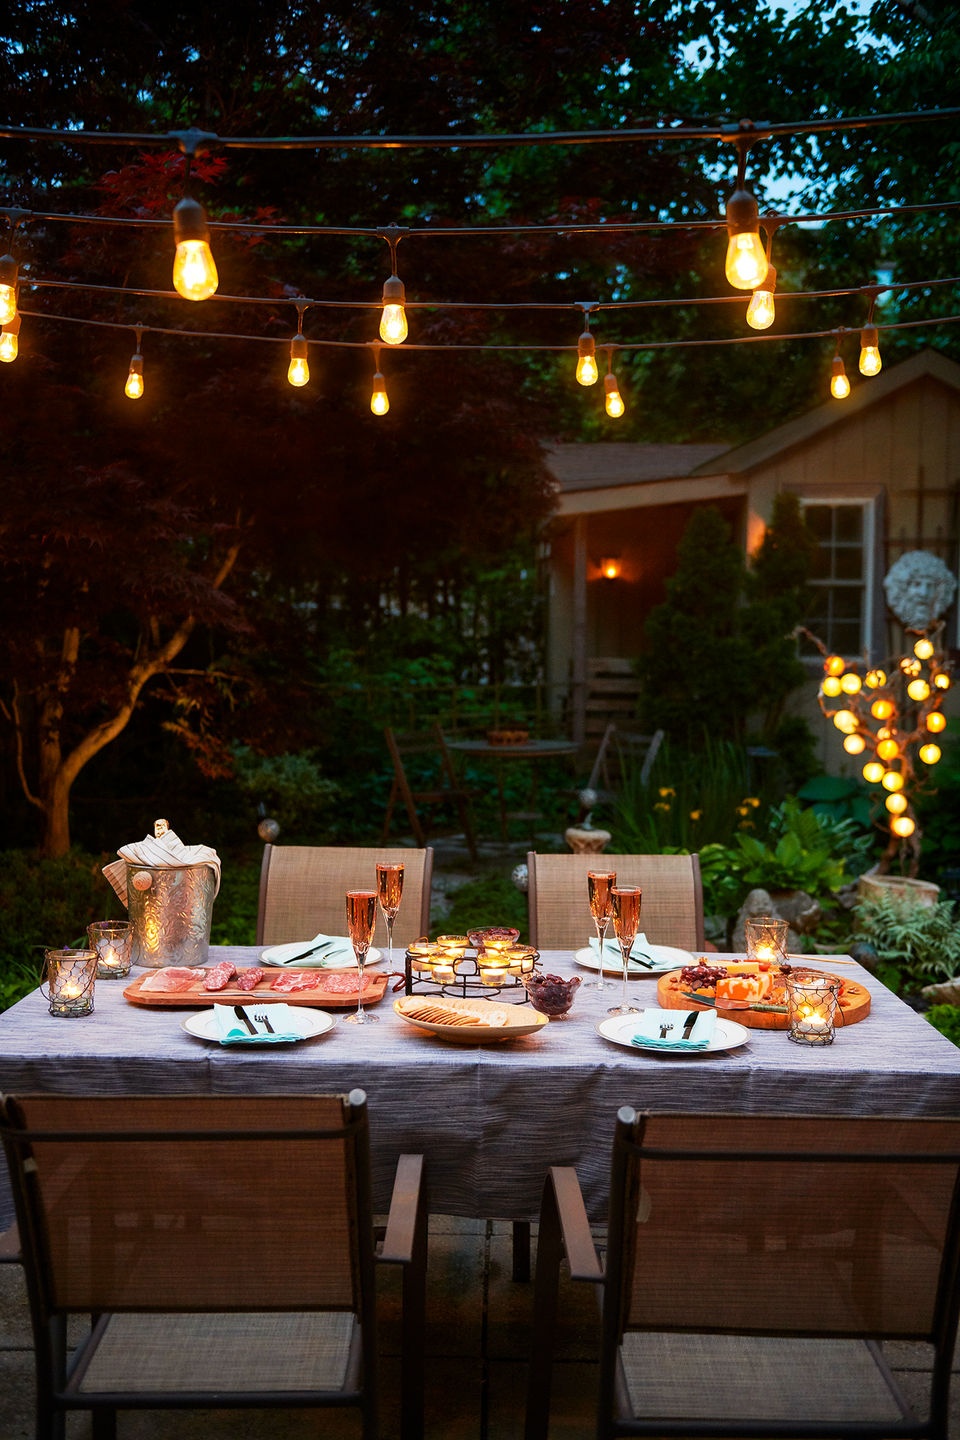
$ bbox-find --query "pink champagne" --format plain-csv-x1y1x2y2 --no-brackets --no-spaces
376,863,404,920
588,871,616,924
346,891,377,952
611,886,642,944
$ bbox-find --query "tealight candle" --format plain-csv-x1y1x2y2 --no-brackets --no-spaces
785,968,840,1047
480,963,508,986
433,962,456,984
43,948,98,1018
87,920,133,979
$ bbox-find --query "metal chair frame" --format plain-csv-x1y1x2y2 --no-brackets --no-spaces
381,723,478,859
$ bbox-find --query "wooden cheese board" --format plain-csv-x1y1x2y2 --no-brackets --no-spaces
124,967,391,1010
657,962,870,1031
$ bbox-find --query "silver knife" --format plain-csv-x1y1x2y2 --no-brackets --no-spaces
279,940,333,964
234,1005,257,1035
681,1012,698,1040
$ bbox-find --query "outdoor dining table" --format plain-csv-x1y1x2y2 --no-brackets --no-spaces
1,946,959,1232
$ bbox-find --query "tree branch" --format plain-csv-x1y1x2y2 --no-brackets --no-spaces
0,684,44,811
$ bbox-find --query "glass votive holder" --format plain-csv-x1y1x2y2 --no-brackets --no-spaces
436,935,468,954
785,968,840,1046
86,920,133,978
480,963,509,986
432,959,457,984
468,926,520,957
746,916,789,963
43,949,97,1018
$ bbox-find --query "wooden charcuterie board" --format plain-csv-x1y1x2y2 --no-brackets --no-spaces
657,963,870,1031
123,967,390,1010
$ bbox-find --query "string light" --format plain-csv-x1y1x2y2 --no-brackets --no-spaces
0,312,20,363
919,743,941,764
0,253,17,326
171,148,219,303
832,710,858,734
871,698,894,720
369,343,389,415
865,668,886,688
840,671,861,694
914,638,934,659
900,656,921,677
603,349,624,417
380,278,408,344
830,355,850,399
822,677,842,697
886,792,909,814
907,678,931,702
859,321,882,376
863,761,884,784
926,711,947,732
877,737,900,761
843,734,865,755
881,770,904,792
824,655,845,677
746,264,776,330
576,307,599,385
890,815,915,838
124,351,143,399
724,146,767,290
288,336,309,386
934,672,951,690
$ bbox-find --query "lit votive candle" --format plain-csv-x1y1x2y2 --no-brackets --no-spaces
480,963,508,986
86,920,133,979
433,961,456,984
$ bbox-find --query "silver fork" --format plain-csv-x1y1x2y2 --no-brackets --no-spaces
254,1012,275,1034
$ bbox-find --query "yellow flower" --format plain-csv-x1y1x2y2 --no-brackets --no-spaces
738,820,755,830
654,802,670,813
658,787,676,798
689,810,702,821
737,805,749,816
748,797,761,808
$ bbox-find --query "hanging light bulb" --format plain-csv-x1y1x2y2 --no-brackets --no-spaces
885,792,908,815
576,331,598,386
0,254,18,326
172,196,219,301
914,638,934,660
907,678,931,702
877,738,900,761
824,655,845,677
934,672,951,691
371,370,389,415
832,710,858,734
724,183,767,290
124,352,144,399
843,734,865,755
881,770,904,792
871,698,894,720
821,677,842,698
746,265,776,330
859,323,882,377
926,711,947,733
604,373,625,418
830,356,850,399
862,761,884,784
379,273,407,345
840,672,861,694
919,743,942,765
0,312,20,363
890,815,915,838
865,669,886,689
287,335,309,387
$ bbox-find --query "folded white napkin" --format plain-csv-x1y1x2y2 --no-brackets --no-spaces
266,933,356,967
213,1003,302,1044
103,825,221,906
630,1007,716,1051
589,933,656,967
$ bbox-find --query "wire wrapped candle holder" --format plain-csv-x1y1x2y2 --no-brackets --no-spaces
785,968,841,1046
42,949,98,1018
745,916,788,963
86,920,133,978
404,938,539,998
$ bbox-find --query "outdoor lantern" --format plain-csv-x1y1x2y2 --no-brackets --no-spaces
843,734,865,755
0,311,20,363
865,669,886,688
822,677,842,697
832,709,858,734
840,672,861,694
785,967,839,1046
877,738,900,761
172,197,218,301
907,678,931,702
859,324,882,376
885,792,908,814
914,638,934,660
919,743,942,765
891,815,916,838
871,698,894,720
881,770,904,792
724,185,767,289
86,920,133,978
934,672,951,690
43,948,97,1017
900,656,922,678
824,655,845,676
600,557,622,580
926,711,947,733
746,266,776,329
0,253,18,326
862,761,884,784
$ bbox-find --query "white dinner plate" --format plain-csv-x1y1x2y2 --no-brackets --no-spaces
574,944,694,977
180,1008,337,1044
259,942,383,969
595,1012,749,1055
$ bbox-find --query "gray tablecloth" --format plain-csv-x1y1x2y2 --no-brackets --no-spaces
1,948,958,1225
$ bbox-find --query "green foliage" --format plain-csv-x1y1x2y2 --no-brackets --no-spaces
231,746,338,837
797,775,875,830
432,872,529,945
740,495,819,735
915,723,960,882
209,853,262,947
855,895,960,995
609,734,764,855
924,1005,960,1049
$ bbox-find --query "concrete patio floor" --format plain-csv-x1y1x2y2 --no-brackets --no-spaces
1,1216,957,1439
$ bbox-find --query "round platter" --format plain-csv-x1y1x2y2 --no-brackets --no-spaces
596,1012,749,1055
181,1008,337,1044
394,996,548,1044
656,963,871,1031
574,944,693,977
260,942,383,968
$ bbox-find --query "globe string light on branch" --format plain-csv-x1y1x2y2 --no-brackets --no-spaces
170,134,219,302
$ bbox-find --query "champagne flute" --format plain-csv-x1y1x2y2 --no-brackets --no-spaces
376,862,404,966
343,889,378,1025
587,870,616,990
609,886,642,1015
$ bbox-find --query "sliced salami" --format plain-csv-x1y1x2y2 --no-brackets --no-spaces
203,961,238,992
139,967,206,993
235,967,264,992
270,971,324,993
319,972,372,994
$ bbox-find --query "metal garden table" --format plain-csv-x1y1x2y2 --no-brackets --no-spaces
447,738,580,841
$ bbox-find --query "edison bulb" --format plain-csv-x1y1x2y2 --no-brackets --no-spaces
927,711,947,733
914,638,934,660
859,343,882,376
577,353,599,386
822,677,842,697
604,374,625,417
840,672,861,694
371,372,389,415
919,743,942,765
885,792,908,815
725,231,767,290
0,286,16,327
865,669,886,689
824,655,845,677
871,698,894,720
0,329,17,363
863,762,884,784
934,672,951,690
877,738,899,761
843,733,865,755
881,770,904,792
746,288,775,330
832,709,858,734
124,368,143,399
830,359,850,400
172,240,218,302
907,678,931,702
891,815,915,838
900,657,921,677
380,304,408,345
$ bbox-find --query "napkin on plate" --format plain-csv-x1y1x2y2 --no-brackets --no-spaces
267,933,356,966
213,1004,302,1044
629,1007,716,1051
589,932,656,967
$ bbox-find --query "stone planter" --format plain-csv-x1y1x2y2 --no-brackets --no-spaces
564,826,611,854
857,866,939,909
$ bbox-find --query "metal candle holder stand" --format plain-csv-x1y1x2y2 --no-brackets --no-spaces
403,948,541,999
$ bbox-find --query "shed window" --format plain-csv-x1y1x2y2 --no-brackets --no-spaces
801,502,870,657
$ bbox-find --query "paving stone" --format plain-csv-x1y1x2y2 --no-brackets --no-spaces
487,1358,597,1440
486,1238,599,1364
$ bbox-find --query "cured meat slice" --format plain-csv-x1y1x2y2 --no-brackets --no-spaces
270,971,324,993
319,972,372,994
139,967,206,993
235,967,264,992
203,961,238,992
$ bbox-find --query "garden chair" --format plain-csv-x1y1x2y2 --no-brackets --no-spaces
587,723,665,799
381,724,478,861
526,851,705,951
256,843,433,949
525,1108,960,1440
1,1089,427,1440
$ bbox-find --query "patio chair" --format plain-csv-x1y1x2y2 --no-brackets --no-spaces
1,1089,427,1440
525,1108,960,1440
526,851,705,951
257,843,433,949
381,724,478,861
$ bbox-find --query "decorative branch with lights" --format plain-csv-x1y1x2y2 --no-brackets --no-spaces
794,626,953,875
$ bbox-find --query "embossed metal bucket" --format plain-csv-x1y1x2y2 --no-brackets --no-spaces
126,863,216,969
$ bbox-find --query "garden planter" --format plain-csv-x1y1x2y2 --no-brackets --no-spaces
857,867,939,909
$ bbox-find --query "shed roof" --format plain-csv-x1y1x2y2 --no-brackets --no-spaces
543,441,730,491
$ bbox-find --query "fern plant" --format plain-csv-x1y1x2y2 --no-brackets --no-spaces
855,894,960,994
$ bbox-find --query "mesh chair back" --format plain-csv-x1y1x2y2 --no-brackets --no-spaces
529,853,701,951
614,1113,960,1341
3,1094,363,1315
258,845,430,948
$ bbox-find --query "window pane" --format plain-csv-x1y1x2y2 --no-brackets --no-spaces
834,506,863,544
832,588,863,620
811,549,833,580
834,548,863,581
805,506,833,541
804,592,830,622
832,621,862,654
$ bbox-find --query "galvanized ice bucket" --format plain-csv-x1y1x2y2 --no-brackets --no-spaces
126,861,217,969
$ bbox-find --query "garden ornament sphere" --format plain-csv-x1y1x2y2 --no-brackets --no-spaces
257,818,281,842
131,870,153,892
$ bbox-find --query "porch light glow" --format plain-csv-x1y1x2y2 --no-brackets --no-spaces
600,558,622,580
